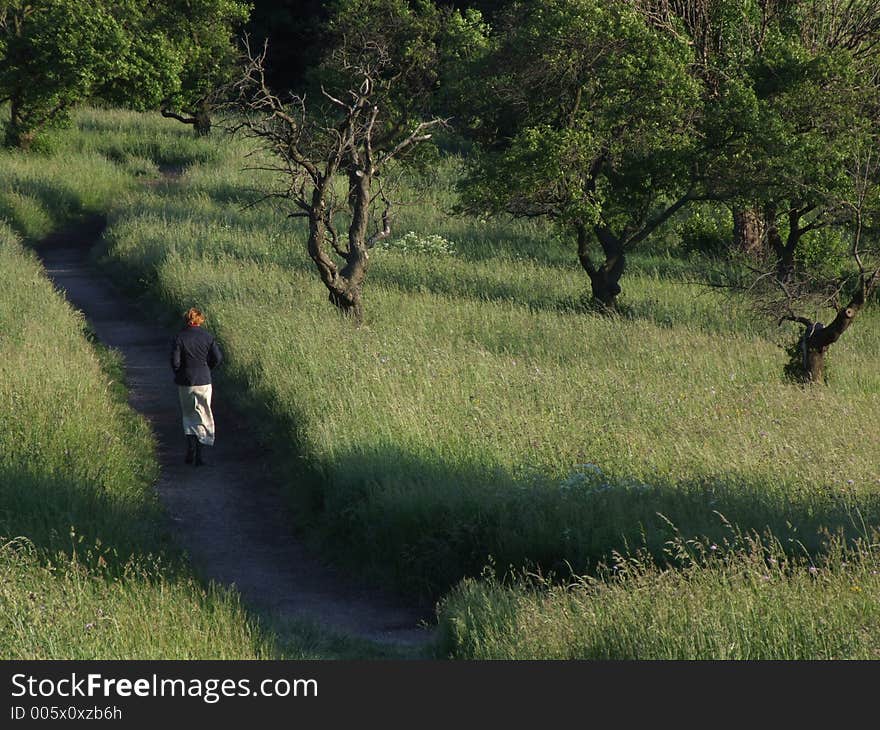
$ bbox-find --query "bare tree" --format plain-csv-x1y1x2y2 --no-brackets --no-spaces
228,39,445,323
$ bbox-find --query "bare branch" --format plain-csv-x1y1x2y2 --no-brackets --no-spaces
778,314,815,328
226,31,440,319
321,85,350,111
366,198,393,248
324,211,348,258
379,119,448,165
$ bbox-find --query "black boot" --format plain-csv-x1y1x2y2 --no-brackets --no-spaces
195,439,206,466
185,435,197,464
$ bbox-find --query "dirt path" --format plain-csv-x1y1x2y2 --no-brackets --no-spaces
38,217,434,650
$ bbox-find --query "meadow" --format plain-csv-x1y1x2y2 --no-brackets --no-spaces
0,120,400,659
0,219,273,658
2,108,878,659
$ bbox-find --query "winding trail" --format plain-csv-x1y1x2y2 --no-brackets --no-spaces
37,217,434,649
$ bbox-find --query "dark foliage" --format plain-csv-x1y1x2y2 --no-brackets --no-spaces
245,0,331,93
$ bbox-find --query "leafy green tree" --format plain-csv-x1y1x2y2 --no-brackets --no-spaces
0,0,125,148
155,0,251,136
458,0,702,307
653,0,880,382
0,0,250,148
93,0,183,114
95,0,251,136
658,1,863,271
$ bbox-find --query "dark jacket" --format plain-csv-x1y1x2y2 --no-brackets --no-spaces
171,325,222,386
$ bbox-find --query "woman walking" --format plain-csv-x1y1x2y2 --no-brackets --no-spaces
171,307,223,466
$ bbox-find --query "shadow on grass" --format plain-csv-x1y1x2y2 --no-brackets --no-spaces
318,450,880,601
60,180,872,603
215,369,880,602
0,178,102,238
0,463,174,576
63,116,223,170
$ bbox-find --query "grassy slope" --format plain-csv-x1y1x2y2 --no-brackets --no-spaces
0,222,271,658
438,532,880,659
6,108,879,658
0,122,403,659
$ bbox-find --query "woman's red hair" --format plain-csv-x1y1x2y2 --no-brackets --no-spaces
184,307,206,326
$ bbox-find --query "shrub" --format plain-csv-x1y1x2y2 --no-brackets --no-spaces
377,231,457,256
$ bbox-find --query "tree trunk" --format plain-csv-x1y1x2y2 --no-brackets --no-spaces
193,101,212,137
329,260,366,324
3,124,33,150
194,113,211,137
732,207,766,257
586,266,623,308
305,177,371,325
160,101,212,137
790,276,876,384
776,206,819,281
574,223,625,308
763,204,805,281
788,321,828,384
330,171,373,323
804,343,825,383
763,203,783,259
589,226,625,308
4,96,33,149
777,233,799,281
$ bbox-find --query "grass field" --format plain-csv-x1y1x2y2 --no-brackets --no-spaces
0,124,402,659
0,221,275,658
437,530,880,659
2,108,878,659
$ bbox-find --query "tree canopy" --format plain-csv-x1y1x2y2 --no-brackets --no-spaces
0,0,250,147
1,0,876,381
664,0,880,381
458,0,702,305
0,0,126,148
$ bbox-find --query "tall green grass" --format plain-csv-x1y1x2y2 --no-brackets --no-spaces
91,111,880,597
0,113,422,659
0,539,271,660
5,107,879,658
0,222,273,658
437,530,880,659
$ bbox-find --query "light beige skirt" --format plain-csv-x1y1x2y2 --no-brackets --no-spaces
178,384,215,446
